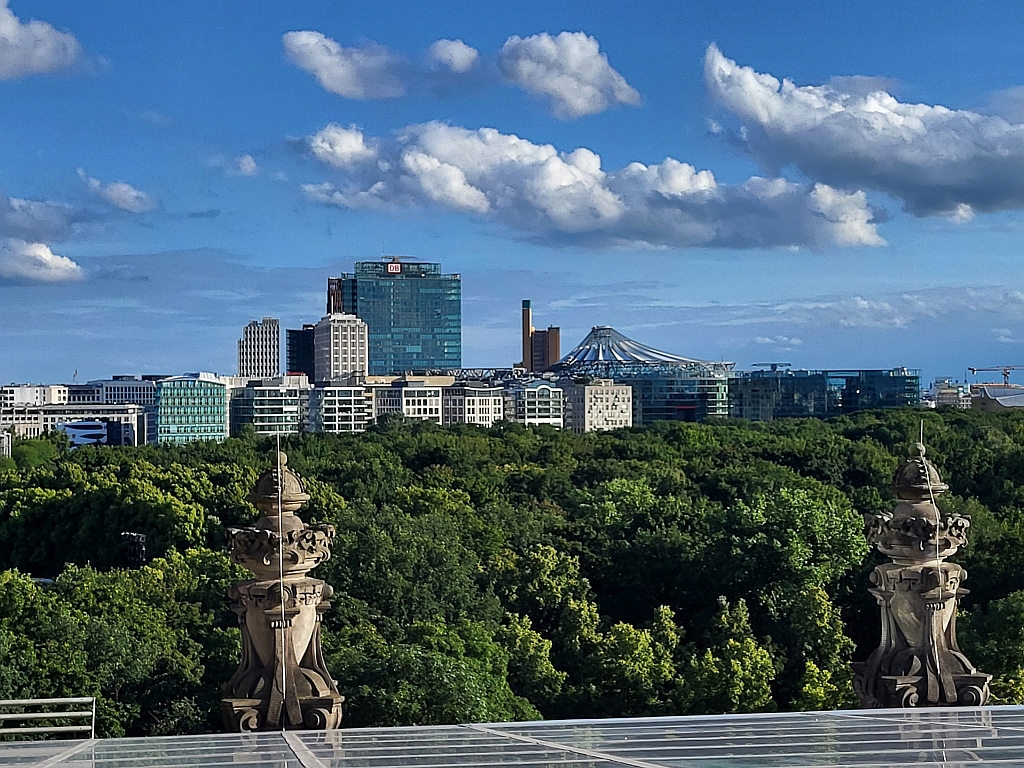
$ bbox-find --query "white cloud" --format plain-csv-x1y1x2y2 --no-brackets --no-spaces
282,31,405,99
0,191,83,242
0,0,81,80
0,239,81,282
498,31,640,119
301,120,884,249
426,39,478,73
705,44,1024,217
307,124,377,169
78,169,156,213
234,155,258,176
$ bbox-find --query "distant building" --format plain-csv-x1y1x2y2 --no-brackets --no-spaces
0,429,10,459
230,375,311,436
442,382,506,427
504,379,565,428
57,419,140,447
372,379,446,425
330,258,461,375
156,373,229,444
561,378,633,433
729,369,830,421
238,318,280,378
313,314,369,382
286,324,316,379
729,368,921,421
308,384,374,433
67,376,160,406
549,326,734,425
1,384,68,407
521,300,560,372
927,378,973,410
2,403,147,443
972,385,1024,412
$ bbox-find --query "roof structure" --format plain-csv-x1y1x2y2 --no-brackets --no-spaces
7,706,1024,768
551,327,734,379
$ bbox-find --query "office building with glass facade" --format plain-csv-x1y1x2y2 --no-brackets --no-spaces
329,258,461,375
155,373,229,444
729,367,921,421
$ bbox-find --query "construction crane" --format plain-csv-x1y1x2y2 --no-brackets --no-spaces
967,365,1024,387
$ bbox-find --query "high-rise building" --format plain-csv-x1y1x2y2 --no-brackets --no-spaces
330,258,461,375
238,318,280,378
156,373,229,444
313,314,369,382
521,300,560,372
286,324,316,379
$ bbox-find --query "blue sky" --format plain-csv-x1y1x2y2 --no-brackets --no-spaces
4,0,1024,384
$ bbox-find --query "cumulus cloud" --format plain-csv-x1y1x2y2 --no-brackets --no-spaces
705,44,1024,217
78,169,156,213
300,121,884,249
498,31,640,119
0,239,81,282
0,0,81,80
426,39,478,73
307,124,378,169
0,191,83,242
283,31,405,99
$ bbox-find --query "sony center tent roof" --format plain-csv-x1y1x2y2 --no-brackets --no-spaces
7,706,1024,768
551,326,734,377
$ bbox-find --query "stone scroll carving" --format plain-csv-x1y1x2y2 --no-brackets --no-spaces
853,442,990,709
221,451,344,731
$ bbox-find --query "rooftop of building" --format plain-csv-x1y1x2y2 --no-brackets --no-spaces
6,707,1024,768
552,327,734,378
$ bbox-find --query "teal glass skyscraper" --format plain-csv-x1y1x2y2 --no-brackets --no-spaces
328,259,461,375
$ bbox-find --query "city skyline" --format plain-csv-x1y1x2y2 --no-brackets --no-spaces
4,1,1024,385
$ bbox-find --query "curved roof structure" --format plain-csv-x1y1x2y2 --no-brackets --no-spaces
552,326,733,377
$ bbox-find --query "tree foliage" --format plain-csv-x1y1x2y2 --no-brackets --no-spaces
1,409,1024,733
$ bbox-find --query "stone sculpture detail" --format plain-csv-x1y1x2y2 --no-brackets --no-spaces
221,452,344,731
853,442,990,708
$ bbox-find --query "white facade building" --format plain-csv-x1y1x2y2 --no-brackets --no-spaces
1,385,69,407
372,380,444,424
238,317,281,379
1,403,147,444
230,375,311,436
308,385,373,433
504,380,565,428
562,378,633,433
314,314,368,383
0,429,10,459
442,383,506,426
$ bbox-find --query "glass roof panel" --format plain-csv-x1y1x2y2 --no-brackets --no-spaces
7,706,1024,768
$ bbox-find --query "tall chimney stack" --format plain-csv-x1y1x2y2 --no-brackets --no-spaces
521,300,534,371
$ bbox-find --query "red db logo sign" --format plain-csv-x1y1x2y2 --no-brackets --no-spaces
386,262,401,274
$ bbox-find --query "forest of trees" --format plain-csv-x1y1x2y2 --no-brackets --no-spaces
3,409,1024,736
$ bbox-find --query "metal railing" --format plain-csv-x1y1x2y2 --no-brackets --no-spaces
0,697,96,739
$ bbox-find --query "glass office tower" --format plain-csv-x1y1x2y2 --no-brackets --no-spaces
328,259,461,375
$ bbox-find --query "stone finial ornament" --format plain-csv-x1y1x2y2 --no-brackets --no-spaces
221,452,344,731
853,443,990,708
